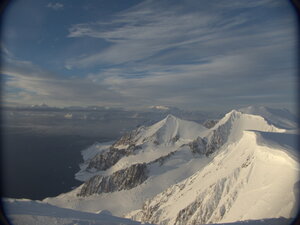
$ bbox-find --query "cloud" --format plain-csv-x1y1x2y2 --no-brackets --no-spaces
46,2,64,10
2,0,297,111
92,48,297,110
1,42,296,110
66,2,221,68
0,43,14,58
1,56,126,107
65,0,295,71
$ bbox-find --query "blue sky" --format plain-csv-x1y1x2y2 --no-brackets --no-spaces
1,0,298,111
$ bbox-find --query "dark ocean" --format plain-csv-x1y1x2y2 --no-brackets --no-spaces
1,133,103,200
0,108,149,200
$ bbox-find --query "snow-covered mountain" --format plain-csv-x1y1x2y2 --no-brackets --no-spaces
7,106,298,225
128,132,298,224
124,110,298,225
41,106,299,225
44,115,212,216
3,199,294,225
75,114,209,182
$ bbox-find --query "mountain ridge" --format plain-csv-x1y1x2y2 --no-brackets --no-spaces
37,106,299,224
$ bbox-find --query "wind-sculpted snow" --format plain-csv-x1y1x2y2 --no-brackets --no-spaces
78,163,148,196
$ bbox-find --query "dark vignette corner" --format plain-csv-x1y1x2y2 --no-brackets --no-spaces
290,1,300,225
0,0,13,225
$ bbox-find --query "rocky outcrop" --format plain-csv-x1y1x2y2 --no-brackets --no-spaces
78,163,148,196
112,126,145,147
189,137,208,155
189,119,231,156
205,122,230,155
86,147,127,171
87,145,142,171
85,126,147,172
171,134,180,144
80,149,182,197
150,151,176,166
203,119,218,129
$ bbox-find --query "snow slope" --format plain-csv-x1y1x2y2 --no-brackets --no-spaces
3,198,148,225
38,107,299,225
127,130,299,224
3,199,294,225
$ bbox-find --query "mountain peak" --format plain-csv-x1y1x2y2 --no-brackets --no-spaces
220,109,241,123
165,114,177,121
227,109,240,116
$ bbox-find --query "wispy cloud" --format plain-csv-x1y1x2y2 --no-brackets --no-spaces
2,0,296,110
66,0,294,71
0,43,14,58
46,2,64,10
66,8,218,67
1,56,125,107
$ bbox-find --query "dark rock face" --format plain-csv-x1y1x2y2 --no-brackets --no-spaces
85,126,145,172
78,163,148,196
171,134,180,144
189,137,208,155
189,122,230,156
150,151,176,166
203,119,218,129
205,122,230,155
112,126,145,147
87,145,142,171
87,147,127,171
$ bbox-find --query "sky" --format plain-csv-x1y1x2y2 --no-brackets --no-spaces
0,0,298,112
